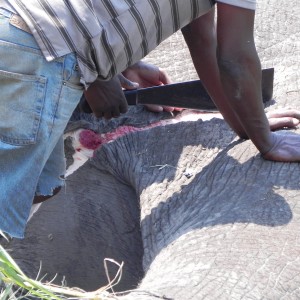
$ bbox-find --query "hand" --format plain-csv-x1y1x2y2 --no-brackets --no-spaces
122,61,182,113
266,109,300,130
84,76,128,119
261,109,300,162
262,131,300,162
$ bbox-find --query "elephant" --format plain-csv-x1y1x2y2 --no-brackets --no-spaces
2,0,300,299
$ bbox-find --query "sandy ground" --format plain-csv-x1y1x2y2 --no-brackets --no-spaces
143,31,198,83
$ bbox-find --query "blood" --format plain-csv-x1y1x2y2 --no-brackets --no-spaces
79,130,102,150
77,111,220,152
100,125,140,144
78,126,140,151
67,111,221,176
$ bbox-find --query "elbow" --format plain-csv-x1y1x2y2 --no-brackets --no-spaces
182,23,216,50
217,45,261,82
217,51,250,80
217,56,245,101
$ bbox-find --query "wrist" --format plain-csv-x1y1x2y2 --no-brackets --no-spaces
260,132,278,158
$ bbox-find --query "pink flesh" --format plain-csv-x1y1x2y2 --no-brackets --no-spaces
78,130,102,150
78,111,221,152
79,124,157,151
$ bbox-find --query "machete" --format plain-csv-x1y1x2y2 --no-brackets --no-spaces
80,68,274,113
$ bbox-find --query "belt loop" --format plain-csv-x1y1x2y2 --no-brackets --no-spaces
0,7,13,18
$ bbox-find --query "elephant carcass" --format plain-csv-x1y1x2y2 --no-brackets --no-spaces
112,120,300,300
2,0,300,298
1,128,145,292
1,109,222,293
3,110,300,299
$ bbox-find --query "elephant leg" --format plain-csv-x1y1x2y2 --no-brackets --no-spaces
3,160,144,292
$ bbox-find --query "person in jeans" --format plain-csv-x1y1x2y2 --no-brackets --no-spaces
0,0,300,238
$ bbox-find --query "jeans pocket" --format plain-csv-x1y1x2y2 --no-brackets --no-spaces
0,69,46,145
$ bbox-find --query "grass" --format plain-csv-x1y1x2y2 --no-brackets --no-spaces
0,233,122,300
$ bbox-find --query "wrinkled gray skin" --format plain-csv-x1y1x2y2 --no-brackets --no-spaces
2,0,300,299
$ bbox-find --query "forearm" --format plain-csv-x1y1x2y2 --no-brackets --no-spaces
216,4,274,154
217,53,274,154
182,10,248,138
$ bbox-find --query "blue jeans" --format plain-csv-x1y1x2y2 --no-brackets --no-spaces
0,8,84,238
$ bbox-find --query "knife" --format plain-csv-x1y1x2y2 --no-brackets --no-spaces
79,68,274,113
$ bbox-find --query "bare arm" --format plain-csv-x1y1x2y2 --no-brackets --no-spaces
216,4,274,154
182,8,248,138
183,4,300,161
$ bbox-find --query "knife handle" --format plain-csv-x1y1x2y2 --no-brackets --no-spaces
123,89,137,105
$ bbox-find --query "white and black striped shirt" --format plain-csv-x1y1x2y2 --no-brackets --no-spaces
5,0,255,86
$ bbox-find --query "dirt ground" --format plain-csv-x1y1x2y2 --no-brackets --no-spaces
143,31,198,83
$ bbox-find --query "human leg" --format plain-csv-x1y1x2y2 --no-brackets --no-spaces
0,8,84,238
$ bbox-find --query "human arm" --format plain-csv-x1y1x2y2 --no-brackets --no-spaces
216,3,273,154
216,3,300,161
183,4,300,161
182,8,248,138
182,8,300,137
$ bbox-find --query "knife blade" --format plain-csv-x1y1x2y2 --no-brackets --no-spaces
125,67,274,111
79,68,274,113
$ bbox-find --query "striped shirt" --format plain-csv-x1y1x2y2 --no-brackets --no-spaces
4,0,255,86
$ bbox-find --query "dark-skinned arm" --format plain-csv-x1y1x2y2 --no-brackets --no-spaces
183,4,300,161
216,3,300,161
214,4,272,153
182,7,300,141
182,8,248,138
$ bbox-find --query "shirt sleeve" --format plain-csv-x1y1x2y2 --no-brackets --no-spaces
217,0,256,10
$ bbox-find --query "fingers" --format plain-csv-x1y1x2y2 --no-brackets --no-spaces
118,73,139,90
85,76,129,119
144,104,164,112
158,67,172,85
160,106,174,112
172,107,184,112
145,104,176,113
88,100,128,120
267,109,300,131
269,117,300,131
102,102,128,120
144,104,184,113
266,109,300,119
119,101,128,114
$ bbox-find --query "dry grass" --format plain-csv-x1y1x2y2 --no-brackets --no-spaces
0,237,122,300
